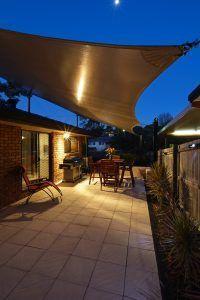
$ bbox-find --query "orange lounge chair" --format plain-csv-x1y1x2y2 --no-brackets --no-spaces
20,166,62,204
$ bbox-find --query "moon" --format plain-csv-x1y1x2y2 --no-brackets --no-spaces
114,0,120,6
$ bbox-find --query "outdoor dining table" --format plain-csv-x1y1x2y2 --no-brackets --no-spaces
97,159,135,187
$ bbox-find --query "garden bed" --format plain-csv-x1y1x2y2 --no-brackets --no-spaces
146,182,200,300
146,190,175,300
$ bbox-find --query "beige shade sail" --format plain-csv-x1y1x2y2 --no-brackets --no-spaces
0,29,184,132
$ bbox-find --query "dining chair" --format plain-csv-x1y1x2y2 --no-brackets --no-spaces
88,157,100,184
99,160,119,192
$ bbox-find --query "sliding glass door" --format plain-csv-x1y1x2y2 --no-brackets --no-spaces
22,131,49,186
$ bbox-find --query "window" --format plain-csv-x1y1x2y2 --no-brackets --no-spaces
64,137,79,153
22,130,49,188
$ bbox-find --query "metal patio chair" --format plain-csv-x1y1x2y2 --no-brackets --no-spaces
20,166,62,204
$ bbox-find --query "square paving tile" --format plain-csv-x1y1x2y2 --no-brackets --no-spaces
101,203,116,211
129,233,154,250
26,219,50,231
70,200,87,208
49,236,79,254
99,243,127,265
127,247,157,272
28,232,58,249
125,269,161,299
90,217,111,229
85,288,122,300
90,261,125,295
115,205,132,213
95,210,114,219
55,213,76,223
0,225,21,242
1,215,31,228
7,246,44,271
36,211,60,222
73,215,93,226
61,224,86,238
130,221,152,236
86,201,102,210
32,250,69,278
8,229,38,245
110,220,130,232
73,239,102,259
42,221,67,234
113,212,131,220
131,213,150,225
59,255,95,285
105,229,129,246
7,272,54,300
66,206,83,215
0,266,25,299
80,208,99,217
83,227,107,243
45,279,86,300
0,242,22,265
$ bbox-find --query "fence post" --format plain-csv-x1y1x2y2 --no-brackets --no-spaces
173,144,178,199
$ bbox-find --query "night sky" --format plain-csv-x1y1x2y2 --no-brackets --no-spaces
0,0,199,126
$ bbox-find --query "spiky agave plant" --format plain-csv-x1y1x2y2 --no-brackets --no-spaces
161,208,200,290
146,162,173,207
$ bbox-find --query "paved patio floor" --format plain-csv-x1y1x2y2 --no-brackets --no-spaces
0,174,161,300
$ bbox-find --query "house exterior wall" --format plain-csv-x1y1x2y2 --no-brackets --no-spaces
0,123,86,208
0,123,21,208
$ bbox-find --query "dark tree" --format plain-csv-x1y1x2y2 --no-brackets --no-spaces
0,79,33,110
79,116,105,136
0,80,21,108
158,113,173,128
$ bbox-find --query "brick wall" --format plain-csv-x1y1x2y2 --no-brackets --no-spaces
0,123,21,208
51,132,65,183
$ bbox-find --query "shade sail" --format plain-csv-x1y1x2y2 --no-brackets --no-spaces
0,29,183,132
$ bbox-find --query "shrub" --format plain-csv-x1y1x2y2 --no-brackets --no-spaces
161,208,200,291
146,162,173,207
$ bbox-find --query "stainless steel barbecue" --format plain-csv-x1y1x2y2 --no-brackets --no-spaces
59,157,82,182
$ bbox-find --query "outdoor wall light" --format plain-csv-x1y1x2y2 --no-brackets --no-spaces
63,132,70,140
188,143,200,149
188,143,196,149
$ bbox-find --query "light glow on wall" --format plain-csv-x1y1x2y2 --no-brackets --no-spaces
171,129,200,136
63,131,71,140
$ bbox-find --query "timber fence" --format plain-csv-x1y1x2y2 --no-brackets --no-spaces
158,139,200,221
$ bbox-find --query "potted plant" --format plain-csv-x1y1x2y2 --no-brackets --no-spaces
105,147,116,159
